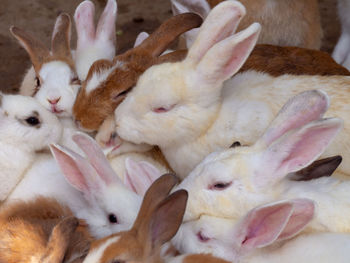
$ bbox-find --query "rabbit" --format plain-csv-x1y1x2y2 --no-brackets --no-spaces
171,0,322,49
11,13,80,118
173,198,350,263
7,132,163,239
0,196,91,263
82,173,187,263
332,0,350,71
74,0,117,81
13,0,117,117
114,0,350,179
0,93,62,201
73,13,202,132
174,90,350,235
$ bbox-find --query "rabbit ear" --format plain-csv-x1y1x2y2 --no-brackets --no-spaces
74,0,96,49
277,199,315,241
10,26,50,72
96,0,117,42
171,0,210,18
254,118,343,188
135,13,202,57
147,190,188,251
290,155,342,181
124,158,162,196
134,32,150,47
132,174,179,231
41,217,79,263
234,201,293,254
72,132,123,185
195,23,260,85
51,13,72,59
50,143,105,195
257,90,330,147
186,0,246,65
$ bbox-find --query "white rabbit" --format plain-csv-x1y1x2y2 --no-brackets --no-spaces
173,199,350,263
13,0,117,117
175,90,350,234
74,0,117,81
0,93,62,201
7,132,162,238
332,0,350,70
115,0,350,179
171,0,322,50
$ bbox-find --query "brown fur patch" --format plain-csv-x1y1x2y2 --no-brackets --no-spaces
0,197,92,263
240,44,350,76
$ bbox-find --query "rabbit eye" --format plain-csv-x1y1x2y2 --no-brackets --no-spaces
209,181,232,190
152,104,176,113
71,77,81,85
108,213,118,224
230,141,241,148
35,77,41,88
25,116,40,126
111,260,125,263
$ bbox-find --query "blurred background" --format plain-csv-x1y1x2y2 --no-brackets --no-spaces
0,0,340,94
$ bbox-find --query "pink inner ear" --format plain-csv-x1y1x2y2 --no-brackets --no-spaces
277,199,315,241
239,203,293,252
75,0,96,47
50,144,88,193
279,125,340,174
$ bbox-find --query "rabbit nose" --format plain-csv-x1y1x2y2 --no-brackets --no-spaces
48,97,61,105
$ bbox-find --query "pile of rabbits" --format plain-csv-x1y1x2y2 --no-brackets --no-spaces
1,0,350,262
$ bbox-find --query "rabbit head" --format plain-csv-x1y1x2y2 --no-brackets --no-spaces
175,90,342,222
173,199,314,261
82,173,185,263
50,132,162,238
73,13,202,132
0,93,62,151
10,13,80,118
115,1,260,147
74,0,117,81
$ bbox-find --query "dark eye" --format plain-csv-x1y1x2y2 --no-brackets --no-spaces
25,116,40,126
71,77,81,85
111,260,125,263
108,213,118,224
35,77,41,88
209,181,232,190
230,141,241,148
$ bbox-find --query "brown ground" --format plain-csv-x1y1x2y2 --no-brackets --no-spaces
0,0,340,94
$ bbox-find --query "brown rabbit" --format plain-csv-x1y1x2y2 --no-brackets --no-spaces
0,197,92,263
73,13,203,131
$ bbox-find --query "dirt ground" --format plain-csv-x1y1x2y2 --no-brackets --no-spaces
0,0,340,94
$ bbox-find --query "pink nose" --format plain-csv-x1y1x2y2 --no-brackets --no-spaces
48,97,61,105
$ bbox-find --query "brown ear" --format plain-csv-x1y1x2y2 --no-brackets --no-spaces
155,49,188,65
51,13,72,59
132,173,179,230
10,26,50,72
148,190,188,250
41,217,79,263
290,155,342,181
136,13,202,57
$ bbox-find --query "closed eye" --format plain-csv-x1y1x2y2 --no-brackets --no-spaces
152,104,176,113
209,181,232,190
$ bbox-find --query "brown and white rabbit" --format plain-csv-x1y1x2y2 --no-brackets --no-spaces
73,13,202,132
172,0,322,49
0,197,92,263
13,0,117,118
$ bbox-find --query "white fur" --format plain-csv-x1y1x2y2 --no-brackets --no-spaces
0,94,62,201
83,236,121,263
115,1,350,178
332,0,350,70
85,65,116,94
